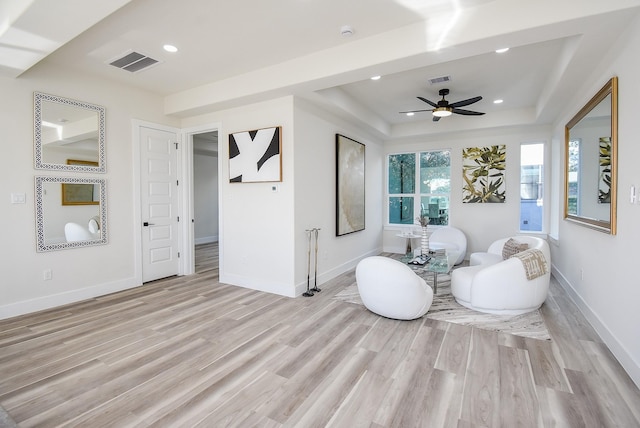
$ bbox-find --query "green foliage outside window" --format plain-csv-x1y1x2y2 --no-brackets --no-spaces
388,150,450,225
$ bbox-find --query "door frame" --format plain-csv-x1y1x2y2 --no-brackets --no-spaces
132,119,184,284
180,122,222,276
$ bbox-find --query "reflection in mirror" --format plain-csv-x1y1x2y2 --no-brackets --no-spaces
34,92,106,173
35,176,107,252
565,77,617,234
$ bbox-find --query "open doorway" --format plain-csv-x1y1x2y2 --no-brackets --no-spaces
192,130,219,273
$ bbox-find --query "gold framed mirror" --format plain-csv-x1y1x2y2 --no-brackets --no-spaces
564,77,618,234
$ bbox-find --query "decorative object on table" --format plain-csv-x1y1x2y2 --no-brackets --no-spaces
229,126,281,183
598,137,612,203
416,212,430,256
462,145,506,203
336,134,365,236
408,254,431,265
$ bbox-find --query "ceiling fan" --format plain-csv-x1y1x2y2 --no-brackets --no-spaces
400,88,485,121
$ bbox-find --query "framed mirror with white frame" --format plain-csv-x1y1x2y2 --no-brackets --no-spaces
34,92,106,173
35,176,108,252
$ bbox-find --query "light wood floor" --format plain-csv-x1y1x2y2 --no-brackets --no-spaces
1,243,639,427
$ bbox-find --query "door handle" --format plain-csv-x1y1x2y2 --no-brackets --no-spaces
143,222,155,227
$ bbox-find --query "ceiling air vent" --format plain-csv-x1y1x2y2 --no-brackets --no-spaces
428,75,452,85
109,51,159,73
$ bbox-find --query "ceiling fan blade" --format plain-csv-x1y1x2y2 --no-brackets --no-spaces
452,108,485,116
417,96,438,108
399,109,433,114
449,96,482,108
432,115,441,122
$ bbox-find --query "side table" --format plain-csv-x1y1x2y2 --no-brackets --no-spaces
396,232,421,260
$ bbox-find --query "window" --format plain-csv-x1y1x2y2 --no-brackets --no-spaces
567,139,580,215
520,143,544,231
388,150,450,226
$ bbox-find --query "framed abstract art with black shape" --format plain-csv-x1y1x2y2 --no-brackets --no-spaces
229,126,282,183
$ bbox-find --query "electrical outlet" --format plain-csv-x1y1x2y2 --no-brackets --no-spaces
43,269,52,281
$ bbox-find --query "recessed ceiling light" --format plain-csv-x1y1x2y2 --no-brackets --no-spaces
495,48,509,54
406,112,414,116
163,44,178,53
371,75,381,80
494,99,504,104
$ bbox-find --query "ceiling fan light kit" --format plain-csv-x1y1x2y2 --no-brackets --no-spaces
432,107,452,117
400,88,485,121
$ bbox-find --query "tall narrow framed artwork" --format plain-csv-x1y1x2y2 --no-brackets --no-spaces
229,126,282,183
336,134,365,236
462,145,506,203
598,137,612,203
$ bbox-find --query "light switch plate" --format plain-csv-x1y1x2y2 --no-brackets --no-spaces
11,193,26,204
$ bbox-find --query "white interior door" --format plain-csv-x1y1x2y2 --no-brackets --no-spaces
140,126,180,282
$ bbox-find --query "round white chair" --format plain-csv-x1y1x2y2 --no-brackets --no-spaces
451,236,551,315
355,256,433,320
429,226,467,264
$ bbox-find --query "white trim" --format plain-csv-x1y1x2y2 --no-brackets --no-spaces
195,235,218,245
181,122,223,277
551,264,640,389
0,277,139,320
295,248,381,296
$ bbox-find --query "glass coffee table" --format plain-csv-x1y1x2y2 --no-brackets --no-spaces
407,249,460,294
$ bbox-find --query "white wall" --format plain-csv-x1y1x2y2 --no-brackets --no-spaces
382,125,551,257
551,13,640,387
181,97,297,296
193,151,219,244
293,99,384,295
0,63,177,318
181,97,385,297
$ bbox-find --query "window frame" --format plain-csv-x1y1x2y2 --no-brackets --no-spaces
519,141,546,233
386,149,451,228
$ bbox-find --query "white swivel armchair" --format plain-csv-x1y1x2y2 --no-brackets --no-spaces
429,226,467,264
451,236,550,315
356,256,433,320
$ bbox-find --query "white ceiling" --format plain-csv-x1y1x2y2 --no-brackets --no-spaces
6,0,640,139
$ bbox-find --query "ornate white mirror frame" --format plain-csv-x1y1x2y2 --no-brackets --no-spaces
35,176,108,252
34,92,106,173
564,76,618,234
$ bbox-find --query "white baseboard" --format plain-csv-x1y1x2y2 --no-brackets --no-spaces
295,248,382,297
195,235,218,245
0,277,141,320
551,264,640,389
220,272,295,298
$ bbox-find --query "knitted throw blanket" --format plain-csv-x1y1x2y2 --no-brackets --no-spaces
511,248,548,280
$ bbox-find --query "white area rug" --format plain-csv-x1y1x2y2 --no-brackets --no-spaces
333,274,551,341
